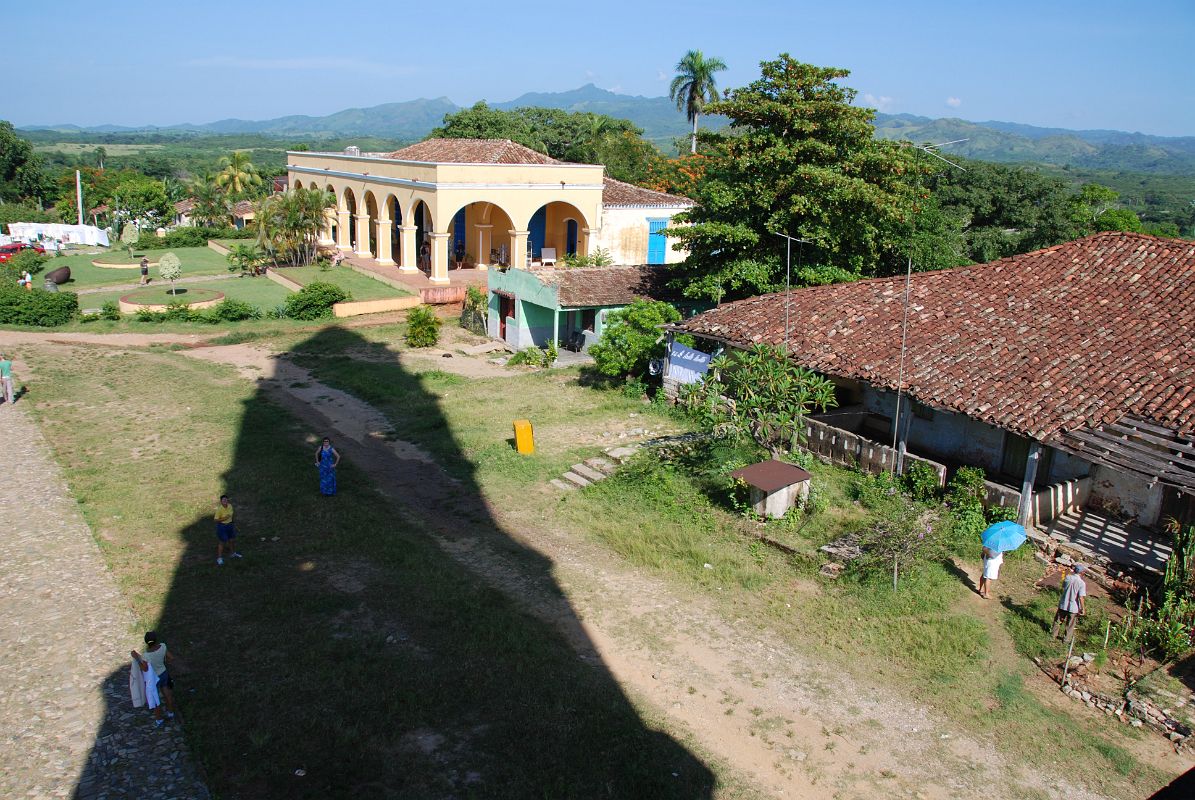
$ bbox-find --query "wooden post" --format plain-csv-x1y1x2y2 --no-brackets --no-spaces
1016,441,1043,526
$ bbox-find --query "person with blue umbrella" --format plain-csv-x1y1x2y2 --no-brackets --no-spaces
978,520,1027,599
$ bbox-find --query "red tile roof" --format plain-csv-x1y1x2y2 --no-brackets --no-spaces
386,138,561,165
232,200,255,217
672,232,1195,440
536,264,678,307
602,177,695,208
174,198,195,214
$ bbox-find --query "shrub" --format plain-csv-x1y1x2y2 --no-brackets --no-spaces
227,243,264,275
852,470,902,509
2,249,50,283
589,299,681,378
265,305,289,320
985,505,1019,524
460,285,487,335
210,298,261,322
508,343,557,368
162,301,192,321
134,226,247,250
902,460,942,503
100,301,121,321
405,305,441,347
0,286,78,327
946,466,987,508
284,281,349,320
852,492,946,590
135,307,164,323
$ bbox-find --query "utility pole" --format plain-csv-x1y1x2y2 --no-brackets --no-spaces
75,170,84,226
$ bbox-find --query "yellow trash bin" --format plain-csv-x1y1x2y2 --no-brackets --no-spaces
513,419,534,455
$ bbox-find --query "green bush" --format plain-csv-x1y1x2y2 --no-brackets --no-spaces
460,285,487,335
283,282,349,320
100,301,121,321
946,466,987,508
1,249,50,284
902,460,942,503
134,226,248,250
210,298,262,322
986,504,1019,524
405,305,441,347
852,470,902,509
589,299,682,378
0,286,78,326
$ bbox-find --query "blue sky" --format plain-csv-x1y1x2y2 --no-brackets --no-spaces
6,0,1193,136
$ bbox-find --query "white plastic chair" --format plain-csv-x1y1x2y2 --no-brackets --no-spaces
541,247,557,266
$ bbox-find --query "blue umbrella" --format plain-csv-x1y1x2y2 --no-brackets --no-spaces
981,520,1027,552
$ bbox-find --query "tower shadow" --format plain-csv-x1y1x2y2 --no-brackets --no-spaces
75,325,715,799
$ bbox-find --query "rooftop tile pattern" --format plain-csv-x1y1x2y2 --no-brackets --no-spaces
602,177,696,208
385,138,562,165
536,264,677,307
672,232,1195,440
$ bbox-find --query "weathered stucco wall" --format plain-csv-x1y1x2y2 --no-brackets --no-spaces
598,207,688,265
863,387,1005,473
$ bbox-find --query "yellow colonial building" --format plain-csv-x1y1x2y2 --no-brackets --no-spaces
287,139,693,283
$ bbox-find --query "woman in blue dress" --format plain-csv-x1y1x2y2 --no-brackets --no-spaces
315,437,341,495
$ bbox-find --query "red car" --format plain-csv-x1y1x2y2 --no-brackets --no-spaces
0,242,46,263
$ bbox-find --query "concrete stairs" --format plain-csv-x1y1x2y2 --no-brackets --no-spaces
549,447,638,491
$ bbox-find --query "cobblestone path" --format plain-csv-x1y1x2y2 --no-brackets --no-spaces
0,405,208,800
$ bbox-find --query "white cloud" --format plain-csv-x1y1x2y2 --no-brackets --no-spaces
656,70,668,81
185,56,414,77
946,96,962,108
862,93,893,111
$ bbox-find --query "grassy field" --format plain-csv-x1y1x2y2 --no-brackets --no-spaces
77,277,292,312
23,338,730,799
33,142,165,155
282,324,1174,799
52,246,232,289
275,265,410,300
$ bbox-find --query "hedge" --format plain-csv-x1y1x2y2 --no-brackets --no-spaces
283,282,349,320
0,286,78,327
134,226,255,250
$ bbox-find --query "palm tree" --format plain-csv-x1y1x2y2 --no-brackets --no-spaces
215,151,262,198
257,187,336,266
669,50,728,154
188,172,231,228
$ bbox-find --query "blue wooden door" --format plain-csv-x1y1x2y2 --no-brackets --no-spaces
566,219,578,255
452,208,467,258
647,219,667,264
529,207,547,262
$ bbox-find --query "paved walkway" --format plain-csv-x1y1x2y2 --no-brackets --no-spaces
0,405,208,800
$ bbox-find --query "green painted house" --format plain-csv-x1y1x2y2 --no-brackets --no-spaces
487,264,681,351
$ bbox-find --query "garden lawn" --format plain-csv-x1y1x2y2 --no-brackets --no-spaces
275,264,410,300
282,324,1170,800
77,277,292,312
22,341,726,800
53,246,232,289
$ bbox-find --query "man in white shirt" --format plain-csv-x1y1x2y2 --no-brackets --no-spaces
1051,564,1088,643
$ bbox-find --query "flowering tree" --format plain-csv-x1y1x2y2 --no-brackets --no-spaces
158,252,182,295
855,492,944,591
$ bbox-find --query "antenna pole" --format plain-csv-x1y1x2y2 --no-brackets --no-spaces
75,170,84,226
891,256,913,470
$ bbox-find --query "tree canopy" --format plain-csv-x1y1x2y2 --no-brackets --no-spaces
668,55,930,302
430,103,660,183
0,121,52,205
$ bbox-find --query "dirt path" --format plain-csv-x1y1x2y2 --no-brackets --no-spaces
175,342,1127,800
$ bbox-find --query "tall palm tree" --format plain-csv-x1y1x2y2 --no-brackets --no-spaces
669,50,728,154
215,151,262,198
257,187,336,266
190,174,231,229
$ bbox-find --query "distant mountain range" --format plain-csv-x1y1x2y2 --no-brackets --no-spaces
20,84,1195,175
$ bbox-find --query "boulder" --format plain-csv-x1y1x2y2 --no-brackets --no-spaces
44,265,71,285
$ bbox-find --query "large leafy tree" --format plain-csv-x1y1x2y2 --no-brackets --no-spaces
588,299,681,379
431,104,656,180
215,151,262,198
669,55,928,302
927,160,1088,263
112,175,171,228
0,121,52,205
669,50,727,155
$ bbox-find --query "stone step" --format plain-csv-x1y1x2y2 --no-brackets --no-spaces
562,471,591,488
585,457,617,475
550,478,576,491
571,463,606,483
605,445,639,462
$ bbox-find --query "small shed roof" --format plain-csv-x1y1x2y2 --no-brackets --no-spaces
730,460,812,493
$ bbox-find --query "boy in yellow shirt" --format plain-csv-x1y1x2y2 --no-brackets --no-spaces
214,494,242,566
